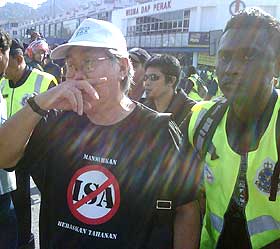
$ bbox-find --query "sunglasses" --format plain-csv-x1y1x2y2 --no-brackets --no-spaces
144,74,161,81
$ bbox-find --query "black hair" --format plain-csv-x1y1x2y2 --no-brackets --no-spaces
10,39,24,57
0,29,11,52
129,47,151,64
10,49,24,58
187,65,196,77
224,7,280,50
145,54,181,89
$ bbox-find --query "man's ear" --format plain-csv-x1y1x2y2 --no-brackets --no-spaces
16,55,24,65
271,36,280,77
0,48,3,61
119,57,129,79
274,53,280,78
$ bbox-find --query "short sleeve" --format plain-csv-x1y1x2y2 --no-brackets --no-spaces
15,110,59,173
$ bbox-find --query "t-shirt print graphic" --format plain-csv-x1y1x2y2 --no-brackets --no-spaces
67,165,120,225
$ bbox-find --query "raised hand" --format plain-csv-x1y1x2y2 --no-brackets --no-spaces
34,79,100,115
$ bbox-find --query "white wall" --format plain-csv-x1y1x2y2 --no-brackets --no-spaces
112,0,280,35
200,6,216,31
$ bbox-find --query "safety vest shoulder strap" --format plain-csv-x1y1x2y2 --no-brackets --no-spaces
192,97,228,159
34,73,44,93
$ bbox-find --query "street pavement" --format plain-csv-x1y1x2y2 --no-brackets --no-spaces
30,178,40,249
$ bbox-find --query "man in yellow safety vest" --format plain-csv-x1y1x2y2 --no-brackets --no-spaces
0,38,57,249
187,7,280,249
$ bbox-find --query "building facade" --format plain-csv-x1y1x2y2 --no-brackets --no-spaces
16,0,280,67
0,21,20,39
17,0,140,45
112,0,280,67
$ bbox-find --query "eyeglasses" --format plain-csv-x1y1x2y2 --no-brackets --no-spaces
66,56,111,76
143,74,161,81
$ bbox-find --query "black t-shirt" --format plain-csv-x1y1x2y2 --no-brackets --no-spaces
17,103,199,249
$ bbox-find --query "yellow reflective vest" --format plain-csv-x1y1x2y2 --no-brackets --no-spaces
211,75,222,99
0,68,57,117
188,74,204,101
188,98,280,249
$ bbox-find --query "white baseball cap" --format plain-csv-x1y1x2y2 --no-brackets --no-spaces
51,18,128,59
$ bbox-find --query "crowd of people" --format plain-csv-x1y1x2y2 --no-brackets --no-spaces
0,6,279,249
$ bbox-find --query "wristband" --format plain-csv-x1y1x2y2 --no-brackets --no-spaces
27,95,50,117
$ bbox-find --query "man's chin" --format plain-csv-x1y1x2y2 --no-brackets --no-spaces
225,93,246,104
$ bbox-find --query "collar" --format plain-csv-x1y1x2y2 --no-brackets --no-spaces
8,65,33,88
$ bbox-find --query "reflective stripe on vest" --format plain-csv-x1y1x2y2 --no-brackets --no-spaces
0,79,5,92
210,212,223,233
248,215,280,236
194,108,208,133
34,74,44,93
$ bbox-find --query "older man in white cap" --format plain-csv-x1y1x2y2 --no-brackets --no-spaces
0,19,201,249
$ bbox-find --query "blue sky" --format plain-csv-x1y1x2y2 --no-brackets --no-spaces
0,0,47,8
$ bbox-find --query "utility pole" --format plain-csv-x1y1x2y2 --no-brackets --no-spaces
53,0,56,17
50,0,56,17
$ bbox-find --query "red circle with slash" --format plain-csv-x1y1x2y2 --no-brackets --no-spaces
67,165,120,225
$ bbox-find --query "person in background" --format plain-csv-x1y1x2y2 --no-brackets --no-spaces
26,39,49,71
0,29,18,249
143,54,196,126
205,70,220,99
29,31,41,44
184,65,208,101
128,47,151,101
43,54,62,83
0,38,57,249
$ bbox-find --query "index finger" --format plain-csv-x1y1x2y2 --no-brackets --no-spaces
73,80,99,100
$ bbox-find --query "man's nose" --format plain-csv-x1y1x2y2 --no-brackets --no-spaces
72,68,87,80
224,58,240,76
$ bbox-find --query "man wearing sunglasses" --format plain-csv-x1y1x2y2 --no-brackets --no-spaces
128,47,151,101
143,54,196,126
0,19,201,249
